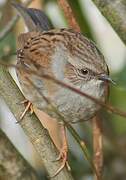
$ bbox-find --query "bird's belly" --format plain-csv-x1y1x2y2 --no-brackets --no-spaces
52,85,105,123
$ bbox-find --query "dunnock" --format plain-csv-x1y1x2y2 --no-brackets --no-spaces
13,2,113,176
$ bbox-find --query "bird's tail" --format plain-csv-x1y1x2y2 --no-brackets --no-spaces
12,2,53,31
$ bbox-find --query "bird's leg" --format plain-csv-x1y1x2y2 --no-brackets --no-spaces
51,123,70,177
17,100,33,123
55,123,67,161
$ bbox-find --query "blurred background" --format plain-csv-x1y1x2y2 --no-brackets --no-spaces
0,0,126,180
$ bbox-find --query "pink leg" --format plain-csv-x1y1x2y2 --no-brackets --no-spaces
51,123,70,177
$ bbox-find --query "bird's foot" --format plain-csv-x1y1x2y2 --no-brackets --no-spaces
51,124,71,177
51,147,70,178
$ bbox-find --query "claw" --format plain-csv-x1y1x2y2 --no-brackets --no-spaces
17,99,28,105
51,159,67,178
16,100,33,123
55,147,67,161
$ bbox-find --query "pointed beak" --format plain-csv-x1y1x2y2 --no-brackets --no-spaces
98,74,116,85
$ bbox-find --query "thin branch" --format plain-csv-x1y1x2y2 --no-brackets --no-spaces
0,129,38,180
57,0,80,32
92,0,126,45
92,116,103,180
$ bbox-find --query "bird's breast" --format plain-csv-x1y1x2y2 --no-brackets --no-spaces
51,79,106,123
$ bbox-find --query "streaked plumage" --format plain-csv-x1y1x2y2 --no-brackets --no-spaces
17,28,108,122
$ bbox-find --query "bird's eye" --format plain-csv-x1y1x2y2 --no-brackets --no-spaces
80,69,89,75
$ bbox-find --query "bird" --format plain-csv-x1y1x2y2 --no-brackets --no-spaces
12,2,113,177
